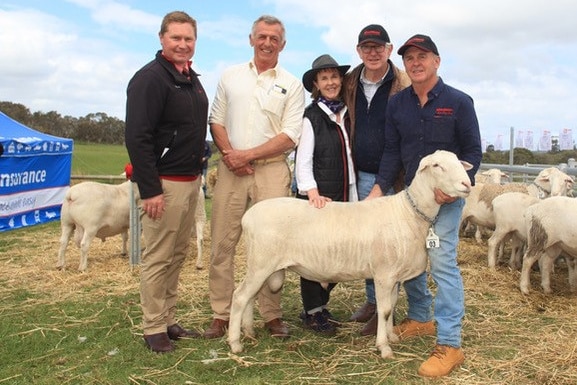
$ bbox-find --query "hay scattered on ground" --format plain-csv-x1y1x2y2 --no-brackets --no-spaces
1,223,577,384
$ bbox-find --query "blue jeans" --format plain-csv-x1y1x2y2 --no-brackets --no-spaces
357,171,393,305
403,198,465,348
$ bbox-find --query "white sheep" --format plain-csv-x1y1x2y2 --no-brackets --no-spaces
462,169,508,239
57,180,136,271
474,168,509,184
193,182,206,269
488,170,574,269
519,196,577,295
461,167,571,245
227,150,472,359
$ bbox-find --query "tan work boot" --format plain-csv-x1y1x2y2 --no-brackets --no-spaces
393,318,435,340
418,344,464,377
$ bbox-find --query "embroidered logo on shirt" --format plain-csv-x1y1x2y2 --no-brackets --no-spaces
434,108,453,117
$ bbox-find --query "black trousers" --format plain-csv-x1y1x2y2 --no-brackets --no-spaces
300,277,337,312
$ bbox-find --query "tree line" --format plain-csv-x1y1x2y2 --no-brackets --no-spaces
2,100,576,166
1,101,125,145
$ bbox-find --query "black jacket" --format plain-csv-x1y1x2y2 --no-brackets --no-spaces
125,51,208,199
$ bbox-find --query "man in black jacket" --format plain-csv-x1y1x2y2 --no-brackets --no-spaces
125,10,208,353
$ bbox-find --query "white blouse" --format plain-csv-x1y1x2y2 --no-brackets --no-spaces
295,102,358,201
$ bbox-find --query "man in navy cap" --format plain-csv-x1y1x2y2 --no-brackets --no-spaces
367,33,482,377
343,24,410,335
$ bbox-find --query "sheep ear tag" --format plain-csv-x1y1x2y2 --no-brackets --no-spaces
426,227,440,249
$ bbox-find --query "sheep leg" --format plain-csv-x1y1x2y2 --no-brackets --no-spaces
120,230,128,256
373,278,395,359
566,256,577,293
520,249,543,294
487,230,506,269
195,224,203,269
228,269,271,353
78,230,97,272
57,224,74,270
194,190,205,270
509,236,524,270
540,247,561,294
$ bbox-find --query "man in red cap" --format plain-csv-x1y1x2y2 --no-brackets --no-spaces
367,33,482,377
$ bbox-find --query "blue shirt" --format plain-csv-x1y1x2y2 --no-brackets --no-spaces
375,77,482,192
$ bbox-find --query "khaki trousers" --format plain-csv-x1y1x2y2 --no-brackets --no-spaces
140,178,201,334
209,159,291,322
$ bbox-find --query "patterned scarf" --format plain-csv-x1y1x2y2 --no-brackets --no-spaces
318,96,345,114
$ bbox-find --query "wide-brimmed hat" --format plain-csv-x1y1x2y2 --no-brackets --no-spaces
302,54,350,93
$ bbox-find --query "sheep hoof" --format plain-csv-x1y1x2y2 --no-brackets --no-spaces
379,345,394,359
519,286,530,295
196,265,204,270
229,341,243,354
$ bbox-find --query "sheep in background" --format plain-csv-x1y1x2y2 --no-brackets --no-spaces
520,196,577,295
488,170,574,269
461,167,572,245
227,150,472,359
474,168,509,184
57,181,136,271
193,179,207,269
206,168,218,198
462,169,509,239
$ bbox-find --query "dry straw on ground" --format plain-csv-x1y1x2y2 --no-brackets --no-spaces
2,222,577,385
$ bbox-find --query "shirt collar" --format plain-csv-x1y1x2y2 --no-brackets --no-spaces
360,62,390,86
249,59,279,77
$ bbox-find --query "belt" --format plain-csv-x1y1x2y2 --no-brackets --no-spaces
250,154,287,166
160,175,199,182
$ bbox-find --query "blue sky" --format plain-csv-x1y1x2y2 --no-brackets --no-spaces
1,0,577,149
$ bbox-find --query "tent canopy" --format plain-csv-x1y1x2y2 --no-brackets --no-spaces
0,111,73,232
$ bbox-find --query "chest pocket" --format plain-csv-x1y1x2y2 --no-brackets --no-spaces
429,117,456,144
262,90,286,117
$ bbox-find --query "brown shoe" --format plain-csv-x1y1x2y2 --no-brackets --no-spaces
143,332,174,353
203,318,229,339
349,302,376,322
264,318,290,338
418,345,464,377
360,312,378,336
393,318,436,340
167,323,201,340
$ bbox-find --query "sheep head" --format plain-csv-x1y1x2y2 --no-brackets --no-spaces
416,150,473,199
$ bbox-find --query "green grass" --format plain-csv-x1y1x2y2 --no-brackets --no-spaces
71,143,130,176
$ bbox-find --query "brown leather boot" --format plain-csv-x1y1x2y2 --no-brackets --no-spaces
143,332,174,353
203,318,229,339
349,302,376,322
360,312,378,336
167,323,200,340
264,318,290,338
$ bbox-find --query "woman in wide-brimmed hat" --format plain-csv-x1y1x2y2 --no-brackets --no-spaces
295,54,358,335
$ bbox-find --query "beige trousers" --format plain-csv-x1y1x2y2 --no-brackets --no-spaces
209,159,291,322
140,178,201,335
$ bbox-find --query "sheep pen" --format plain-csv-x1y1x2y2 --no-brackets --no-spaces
1,199,577,384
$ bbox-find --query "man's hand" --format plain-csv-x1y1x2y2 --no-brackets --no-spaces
434,188,457,204
142,194,165,220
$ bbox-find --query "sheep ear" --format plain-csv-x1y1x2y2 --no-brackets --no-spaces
460,160,473,171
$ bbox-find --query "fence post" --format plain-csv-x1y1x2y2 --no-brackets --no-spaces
129,182,141,266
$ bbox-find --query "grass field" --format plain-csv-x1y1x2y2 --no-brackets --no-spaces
1,144,576,384
71,143,130,176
